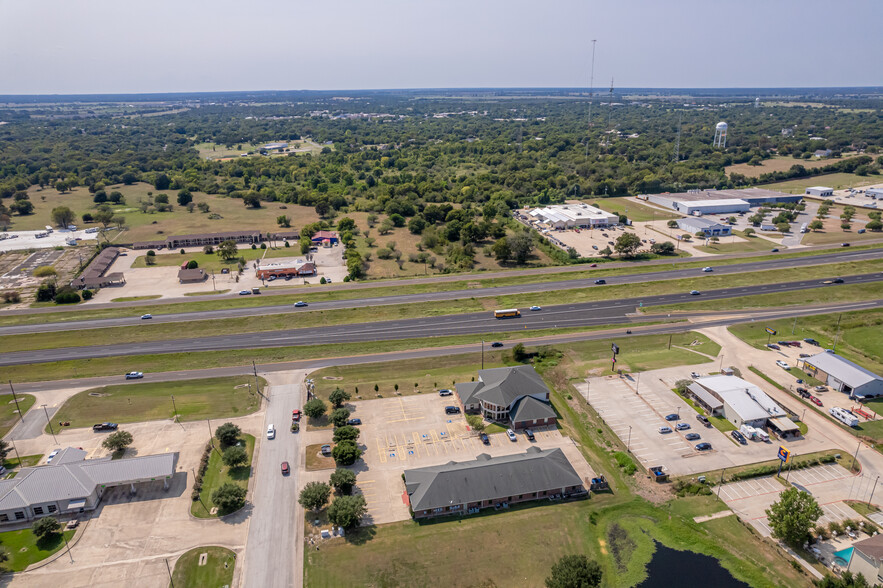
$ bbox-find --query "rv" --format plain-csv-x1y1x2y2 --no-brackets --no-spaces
739,424,757,440
830,407,859,428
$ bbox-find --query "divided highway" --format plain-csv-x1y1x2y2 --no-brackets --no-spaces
1,248,879,336
3,272,881,366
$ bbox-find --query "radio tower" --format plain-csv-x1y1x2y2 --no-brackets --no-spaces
673,111,682,162
605,77,614,151
585,39,597,159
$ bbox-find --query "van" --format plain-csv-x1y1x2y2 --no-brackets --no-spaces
252,287,261,294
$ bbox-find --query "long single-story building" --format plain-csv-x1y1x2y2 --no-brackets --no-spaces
403,447,586,519
800,352,883,399
676,217,732,237
456,365,557,429
641,188,801,213
133,230,264,250
310,230,339,245
805,186,834,197
70,247,126,290
255,258,317,279
0,448,178,525
529,203,619,229
690,375,786,428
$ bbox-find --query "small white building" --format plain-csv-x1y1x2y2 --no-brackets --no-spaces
676,217,732,237
805,186,834,197
866,188,883,200
691,375,785,428
529,203,619,229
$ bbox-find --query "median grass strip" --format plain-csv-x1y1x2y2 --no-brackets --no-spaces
0,393,35,438
191,434,254,518
49,377,264,431
171,546,236,588
0,528,76,572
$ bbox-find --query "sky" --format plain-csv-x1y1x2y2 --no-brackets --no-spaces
1,0,880,95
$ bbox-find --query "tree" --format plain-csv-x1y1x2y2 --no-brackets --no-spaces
154,193,169,205
299,481,331,511
242,192,261,208
303,397,327,419
93,191,108,204
512,343,528,362
55,180,69,193
331,440,362,465
492,237,511,261
203,244,214,254
215,422,241,446
32,517,61,540
212,482,246,513
94,208,114,229
217,239,238,261
765,487,823,545
816,571,870,588
51,206,75,228
337,217,356,232
177,189,192,206
332,425,360,444
614,232,642,257
867,220,883,231
378,218,394,235
154,173,171,190
186,260,199,269
222,445,248,468
276,215,291,228
9,200,33,215
776,222,791,233
650,241,675,255
466,414,485,433
743,227,756,236
330,407,351,427
328,387,351,408
667,220,679,228
102,430,133,453
545,554,602,588
841,222,851,231
508,231,534,264
327,494,367,529
389,213,406,227
599,246,612,257
408,216,426,234
330,468,357,495
112,215,126,230
808,220,824,231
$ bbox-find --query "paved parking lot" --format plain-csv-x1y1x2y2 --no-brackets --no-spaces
579,363,835,477
299,392,595,525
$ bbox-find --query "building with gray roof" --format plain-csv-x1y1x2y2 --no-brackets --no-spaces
676,216,732,237
691,375,785,428
800,352,883,399
404,447,585,519
0,448,177,525
455,365,557,429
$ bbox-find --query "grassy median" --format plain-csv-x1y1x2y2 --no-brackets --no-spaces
171,546,236,588
0,393,35,437
191,434,255,519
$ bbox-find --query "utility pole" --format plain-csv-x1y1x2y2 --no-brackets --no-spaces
833,313,843,352
627,425,632,453
170,395,179,423
869,476,880,507
791,317,797,335
253,361,261,399
717,468,726,497
853,439,861,471
8,381,23,425
668,334,673,350
481,340,484,370
42,404,57,444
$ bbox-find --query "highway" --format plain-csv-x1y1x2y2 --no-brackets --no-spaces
1,247,879,335
2,272,880,366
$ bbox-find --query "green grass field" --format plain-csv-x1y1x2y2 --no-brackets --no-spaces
0,528,75,572
592,197,681,222
191,434,255,518
695,234,780,254
0,393,35,438
757,173,872,194
170,546,236,588
2,454,43,474
49,377,264,431
130,246,295,271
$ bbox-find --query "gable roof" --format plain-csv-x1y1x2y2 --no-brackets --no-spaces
853,533,883,560
804,352,882,388
511,395,556,423
470,365,550,408
404,447,582,512
456,381,483,405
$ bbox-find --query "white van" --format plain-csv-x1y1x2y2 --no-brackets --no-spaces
267,424,276,439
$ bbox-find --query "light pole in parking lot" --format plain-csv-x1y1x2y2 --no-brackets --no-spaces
170,395,179,423
717,468,727,497
41,404,57,444
627,426,632,453
869,476,880,507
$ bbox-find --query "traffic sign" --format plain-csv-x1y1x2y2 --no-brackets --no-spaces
611,343,620,355
777,446,791,463
766,328,777,336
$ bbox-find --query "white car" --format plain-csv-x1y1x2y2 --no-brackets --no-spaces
659,426,673,434
506,429,517,442
125,371,143,379
529,305,542,311
702,267,713,272
47,449,60,464
776,360,790,370
267,425,276,439
140,314,152,320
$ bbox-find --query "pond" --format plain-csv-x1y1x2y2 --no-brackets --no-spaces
638,542,749,588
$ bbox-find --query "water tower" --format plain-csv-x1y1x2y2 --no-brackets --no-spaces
755,97,761,109
713,121,728,149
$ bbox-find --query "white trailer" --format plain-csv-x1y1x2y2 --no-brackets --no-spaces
830,407,859,428
740,424,758,440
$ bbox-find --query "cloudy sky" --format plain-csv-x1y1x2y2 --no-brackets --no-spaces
0,0,879,94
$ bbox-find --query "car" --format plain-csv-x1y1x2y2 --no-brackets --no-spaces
529,305,542,311
439,389,453,396
804,338,820,345
702,267,713,272
281,461,290,475
659,426,673,434
796,379,804,384
833,278,844,284
292,409,301,421
776,360,790,370
664,413,679,421
690,372,700,379
814,385,827,392
491,342,504,348
267,424,276,439
480,432,490,445
125,371,143,379
771,248,779,252
685,433,701,441
766,344,780,350
858,228,866,234
506,429,517,442
268,276,277,281
445,406,461,414
696,414,710,427
346,418,362,426
594,279,606,285
589,263,597,267
798,389,811,399
239,290,252,295
92,422,118,432
695,443,712,451
690,290,700,295
592,245,599,250
47,450,60,464
841,243,851,247
731,430,747,444
320,444,332,455
810,396,823,406
675,423,691,431
294,301,308,307
525,428,535,441
141,314,153,320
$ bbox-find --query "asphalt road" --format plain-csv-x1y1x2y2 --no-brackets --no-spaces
2,248,879,336
3,272,880,366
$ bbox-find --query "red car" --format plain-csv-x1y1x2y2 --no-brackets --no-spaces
292,409,301,422
810,396,823,406
281,461,290,475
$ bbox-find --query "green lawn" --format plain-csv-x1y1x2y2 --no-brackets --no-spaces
170,546,236,587
0,393,35,438
758,172,873,193
672,388,736,433
2,454,43,473
0,528,76,572
130,246,295,271
695,235,780,254
191,434,255,518
49,376,264,431
592,197,681,222
110,295,162,302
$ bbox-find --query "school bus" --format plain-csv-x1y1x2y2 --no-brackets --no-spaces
494,309,521,319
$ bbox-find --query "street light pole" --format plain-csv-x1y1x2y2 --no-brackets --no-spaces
627,426,632,453
853,439,862,471
717,468,727,497
481,340,484,370
170,395,179,423
7,381,23,425
41,404,57,444
869,476,880,507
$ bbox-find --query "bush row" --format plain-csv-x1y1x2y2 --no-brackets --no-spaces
191,441,213,501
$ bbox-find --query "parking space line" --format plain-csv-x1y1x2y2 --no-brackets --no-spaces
375,437,387,463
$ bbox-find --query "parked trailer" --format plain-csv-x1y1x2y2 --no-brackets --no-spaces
830,407,859,428
740,424,758,440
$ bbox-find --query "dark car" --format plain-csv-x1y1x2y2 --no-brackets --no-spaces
594,279,606,285
281,461,290,475
804,338,820,345
480,432,490,445
731,430,747,445
695,443,712,451
833,278,844,284
696,414,711,427
766,344,780,350
347,418,362,426
771,248,779,252
445,406,461,414
92,422,118,432
685,433,701,441
665,413,679,421
525,429,535,441
294,301,308,307
491,342,504,348
841,243,851,247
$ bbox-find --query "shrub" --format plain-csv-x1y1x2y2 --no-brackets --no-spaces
1,290,21,304
81,289,93,300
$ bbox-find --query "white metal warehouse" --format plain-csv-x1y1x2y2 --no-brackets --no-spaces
529,204,619,229
800,352,883,399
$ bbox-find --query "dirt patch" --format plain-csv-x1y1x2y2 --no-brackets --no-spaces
305,443,335,471
322,376,343,381
607,523,637,572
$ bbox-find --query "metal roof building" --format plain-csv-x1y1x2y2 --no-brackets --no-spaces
456,365,557,429
691,375,785,428
529,204,619,229
676,216,732,236
800,352,883,398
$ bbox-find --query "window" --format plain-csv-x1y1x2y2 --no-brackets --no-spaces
48,505,57,513
33,507,43,515
0,514,7,522
14,512,24,520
